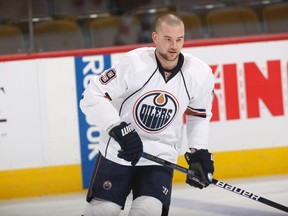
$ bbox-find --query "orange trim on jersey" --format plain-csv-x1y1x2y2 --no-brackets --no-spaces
185,107,207,118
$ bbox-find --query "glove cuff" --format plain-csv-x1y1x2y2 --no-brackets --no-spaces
109,122,125,142
106,121,122,132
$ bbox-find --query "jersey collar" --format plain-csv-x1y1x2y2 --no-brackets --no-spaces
155,52,184,82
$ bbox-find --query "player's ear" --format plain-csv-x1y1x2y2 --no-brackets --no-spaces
152,32,157,43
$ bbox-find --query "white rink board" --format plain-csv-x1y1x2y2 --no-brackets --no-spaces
186,40,288,152
0,58,81,170
0,39,287,171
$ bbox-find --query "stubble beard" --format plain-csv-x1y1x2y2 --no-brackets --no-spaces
158,50,179,62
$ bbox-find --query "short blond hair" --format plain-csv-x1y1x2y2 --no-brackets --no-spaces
155,14,184,33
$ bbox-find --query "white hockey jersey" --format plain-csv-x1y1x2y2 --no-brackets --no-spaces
80,47,214,166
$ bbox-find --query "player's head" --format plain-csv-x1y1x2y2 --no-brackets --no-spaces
152,14,185,64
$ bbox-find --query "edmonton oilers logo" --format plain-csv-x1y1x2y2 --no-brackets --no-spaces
133,91,179,133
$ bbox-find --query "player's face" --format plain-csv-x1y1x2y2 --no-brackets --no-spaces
152,23,184,64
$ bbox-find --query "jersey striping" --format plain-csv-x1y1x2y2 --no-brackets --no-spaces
80,47,215,166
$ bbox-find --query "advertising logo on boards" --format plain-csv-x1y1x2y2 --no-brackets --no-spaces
0,87,8,139
74,55,111,188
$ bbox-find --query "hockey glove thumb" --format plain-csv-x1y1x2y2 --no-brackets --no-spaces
185,149,214,189
109,122,143,166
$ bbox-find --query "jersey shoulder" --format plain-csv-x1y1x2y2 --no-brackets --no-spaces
182,52,214,84
182,52,211,73
120,47,157,72
125,47,155,59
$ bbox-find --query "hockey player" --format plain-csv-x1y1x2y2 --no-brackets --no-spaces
80,14,215,216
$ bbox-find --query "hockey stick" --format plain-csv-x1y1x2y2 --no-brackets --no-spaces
142,152,288,213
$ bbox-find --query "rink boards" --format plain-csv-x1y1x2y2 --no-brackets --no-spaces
0,35,288,199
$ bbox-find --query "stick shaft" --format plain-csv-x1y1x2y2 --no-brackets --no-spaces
142,152,288,213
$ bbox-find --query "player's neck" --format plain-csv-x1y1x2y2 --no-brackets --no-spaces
155,51,178,70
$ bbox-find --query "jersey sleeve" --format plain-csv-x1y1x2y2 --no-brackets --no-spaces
79,54,133,131
79,76,121,131
185,68,215,150
96,55,132,100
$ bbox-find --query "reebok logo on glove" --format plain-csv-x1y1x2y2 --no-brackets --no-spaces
121,124,134,136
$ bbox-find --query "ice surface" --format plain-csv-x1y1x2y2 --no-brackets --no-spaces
0,175,287,216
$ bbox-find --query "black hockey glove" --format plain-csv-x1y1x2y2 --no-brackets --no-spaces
109,122,143,166
185,149,214,189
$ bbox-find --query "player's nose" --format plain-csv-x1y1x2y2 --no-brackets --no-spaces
170,40,177,48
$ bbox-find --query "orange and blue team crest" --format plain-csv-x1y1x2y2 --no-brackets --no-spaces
133,90,179,133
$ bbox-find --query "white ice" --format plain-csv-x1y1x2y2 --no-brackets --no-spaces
0,175,287,216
